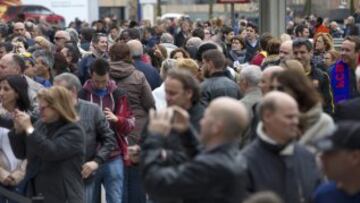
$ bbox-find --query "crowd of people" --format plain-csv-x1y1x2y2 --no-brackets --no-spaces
0,10,358,203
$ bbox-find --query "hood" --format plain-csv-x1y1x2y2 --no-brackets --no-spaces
109,61,136,79
83,79,118,94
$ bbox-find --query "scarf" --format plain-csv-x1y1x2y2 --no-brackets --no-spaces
330,60,351,103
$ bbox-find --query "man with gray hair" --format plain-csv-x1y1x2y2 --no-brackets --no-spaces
32,49,54,87
242,91,321,203
239,65,262,120
0,53,43,105
334,66,360,121
53,73,116,203
160,32,177,57
127,39,162,89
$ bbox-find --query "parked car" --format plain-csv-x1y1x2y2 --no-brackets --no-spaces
2,5,65,27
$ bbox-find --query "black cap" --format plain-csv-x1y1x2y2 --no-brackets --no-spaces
313,121,360,152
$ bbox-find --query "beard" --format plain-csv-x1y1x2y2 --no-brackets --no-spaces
202,67,210,78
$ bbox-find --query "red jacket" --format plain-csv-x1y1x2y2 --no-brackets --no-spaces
250,51,267,66
79,79,135,165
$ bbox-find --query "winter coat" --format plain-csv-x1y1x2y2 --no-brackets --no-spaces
76,100,116,164
141,132,247,203
200,71,242,107
133,58,162,90
298,103,335,152
242,124,322,203
9,120,85,203
109,61,155,145
78,80,135,162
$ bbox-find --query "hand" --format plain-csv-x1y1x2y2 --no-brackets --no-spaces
104,108,118,122
81,161,99,179
170,106,190,133
3,175,15,186
148,108,173,136
13,109,32,132
154,48,163,59
128,145,141,163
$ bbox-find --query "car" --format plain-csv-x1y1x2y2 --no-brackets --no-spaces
2,5,65,27
161,13,190,21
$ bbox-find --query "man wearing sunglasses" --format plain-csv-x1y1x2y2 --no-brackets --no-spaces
54,30,71,52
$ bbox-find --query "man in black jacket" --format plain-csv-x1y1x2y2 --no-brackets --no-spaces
200,49,242,107
141,97,249,203
53,73,116,203
242,91,322,203
165,69,204,132
292,38,334,114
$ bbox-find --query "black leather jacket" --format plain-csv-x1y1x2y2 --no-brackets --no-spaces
200,72,242,107
140,131,247,203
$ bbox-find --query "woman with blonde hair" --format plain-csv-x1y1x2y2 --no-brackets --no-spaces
9,86,85,203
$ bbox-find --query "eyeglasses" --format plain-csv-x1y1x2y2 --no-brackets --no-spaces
54,37,65,41
39,105,51,112
270,85,285,91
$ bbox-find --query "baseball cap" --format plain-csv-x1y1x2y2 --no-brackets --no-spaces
313,121,360,152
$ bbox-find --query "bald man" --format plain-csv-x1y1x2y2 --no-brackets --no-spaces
127,39,161,90
141,97,248,202
279,40,293,62
259,66,284,95
13,22,35,46
13,22,26,37
54,30,71,51
242,91,322,203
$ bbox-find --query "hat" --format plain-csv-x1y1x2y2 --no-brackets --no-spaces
313,121,360,152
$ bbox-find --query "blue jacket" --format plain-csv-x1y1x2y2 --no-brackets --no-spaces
133,58,162,90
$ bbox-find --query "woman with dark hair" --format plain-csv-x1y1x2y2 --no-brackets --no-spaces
228,35,246,65
261,38,281,70
0,75,31,202
61,43,81,74
170,48,190,60
0,75,32,128
270,69,334,151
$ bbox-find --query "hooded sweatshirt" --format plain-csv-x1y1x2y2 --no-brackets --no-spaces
78,79,135,161
109,61,155,145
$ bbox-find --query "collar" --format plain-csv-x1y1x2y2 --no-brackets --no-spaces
257,122,277,145
209,71,227,78
257,122,295,155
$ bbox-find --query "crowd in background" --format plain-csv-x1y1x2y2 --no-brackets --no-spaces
0,9,358,203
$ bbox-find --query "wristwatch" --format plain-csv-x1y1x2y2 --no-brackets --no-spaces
26,127,34,135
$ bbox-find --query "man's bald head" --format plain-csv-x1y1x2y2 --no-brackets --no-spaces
279,40,293,61
0,53,26,78
54,30,71,50
259,91,299,144
259,91,297,118
127,39,143,58
13,22,25,36
207,97,249,139
260,66,284,95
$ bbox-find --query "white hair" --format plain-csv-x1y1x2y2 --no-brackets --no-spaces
160,33,174,44
240,65,262,87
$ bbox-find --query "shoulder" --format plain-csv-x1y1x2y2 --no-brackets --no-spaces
78,99,102,113
313,182,342,202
